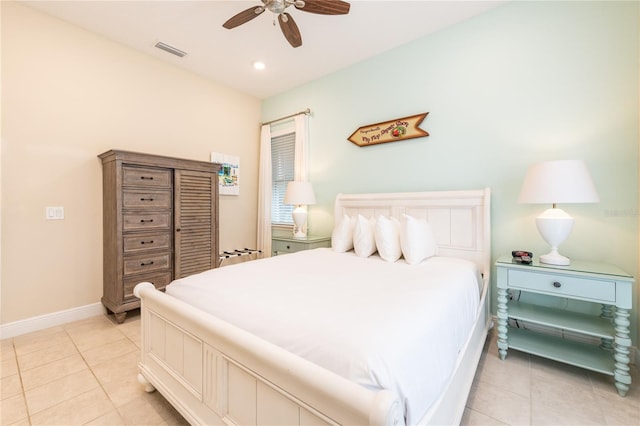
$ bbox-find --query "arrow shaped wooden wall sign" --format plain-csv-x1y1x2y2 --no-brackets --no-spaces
348,113,429,147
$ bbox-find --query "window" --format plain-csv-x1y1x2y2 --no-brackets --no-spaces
271,131,295,225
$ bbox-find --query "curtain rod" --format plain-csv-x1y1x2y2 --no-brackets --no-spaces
260,108,311,126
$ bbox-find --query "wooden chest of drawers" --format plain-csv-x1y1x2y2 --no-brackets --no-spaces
99,150,220,323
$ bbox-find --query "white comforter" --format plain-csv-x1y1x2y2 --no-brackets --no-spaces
166,248,481,424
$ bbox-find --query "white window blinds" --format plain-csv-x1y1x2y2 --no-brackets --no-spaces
271,132,295,224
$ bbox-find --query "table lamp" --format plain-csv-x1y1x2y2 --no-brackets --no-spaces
518,160,599,265
284,181,316,239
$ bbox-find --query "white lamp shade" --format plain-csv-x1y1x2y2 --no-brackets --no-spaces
284,181,316,205
518,160,599,205
518,160,599,266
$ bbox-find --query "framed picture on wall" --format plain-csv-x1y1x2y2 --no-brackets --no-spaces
211,152,240,196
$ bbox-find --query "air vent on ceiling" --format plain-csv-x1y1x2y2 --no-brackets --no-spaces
155,41,187,58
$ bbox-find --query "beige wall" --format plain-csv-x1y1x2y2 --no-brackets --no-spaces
1,2,261,324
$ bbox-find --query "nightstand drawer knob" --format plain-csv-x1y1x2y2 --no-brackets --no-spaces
553,281,562,288
286,245,291,249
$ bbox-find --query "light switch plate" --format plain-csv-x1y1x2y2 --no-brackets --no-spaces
46,206,64,220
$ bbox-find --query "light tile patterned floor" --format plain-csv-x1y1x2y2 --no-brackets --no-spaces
1,312,187,426
1,313,639,425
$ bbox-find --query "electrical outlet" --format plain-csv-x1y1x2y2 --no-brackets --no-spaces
46,206,64,220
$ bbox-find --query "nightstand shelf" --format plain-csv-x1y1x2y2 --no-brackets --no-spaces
496,254,634,397
508,301,615,339
508,328,615,376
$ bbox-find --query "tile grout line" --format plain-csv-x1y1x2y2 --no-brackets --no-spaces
13,339,32,426
63,320,128,425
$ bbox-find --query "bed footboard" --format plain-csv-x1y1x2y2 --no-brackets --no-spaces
134,282,405,426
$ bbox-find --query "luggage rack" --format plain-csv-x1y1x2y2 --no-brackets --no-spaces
219,248,262,266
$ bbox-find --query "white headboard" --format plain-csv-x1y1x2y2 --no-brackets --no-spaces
334,188,491,276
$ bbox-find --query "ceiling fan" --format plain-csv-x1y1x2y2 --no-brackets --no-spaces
222,0,351,48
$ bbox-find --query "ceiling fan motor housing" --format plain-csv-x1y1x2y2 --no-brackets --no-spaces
266,0,287,14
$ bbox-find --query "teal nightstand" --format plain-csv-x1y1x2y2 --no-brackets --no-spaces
271,235,331,256
495,254,634,396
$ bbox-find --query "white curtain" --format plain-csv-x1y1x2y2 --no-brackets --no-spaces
294,113,310,181
257,124,272,256
257,113,310,257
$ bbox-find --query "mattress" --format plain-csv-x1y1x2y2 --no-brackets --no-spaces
166,248,481,423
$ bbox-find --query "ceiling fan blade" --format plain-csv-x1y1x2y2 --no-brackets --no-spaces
222,6,265,29
295,0,350,15
278,13,302,48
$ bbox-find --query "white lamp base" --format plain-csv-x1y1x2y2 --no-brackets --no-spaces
536,208,574,266
540,248,571,266
292,206,308,239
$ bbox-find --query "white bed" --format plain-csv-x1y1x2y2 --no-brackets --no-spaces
134,188,491,426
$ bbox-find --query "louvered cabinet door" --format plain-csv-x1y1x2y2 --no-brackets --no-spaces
174,169,219,278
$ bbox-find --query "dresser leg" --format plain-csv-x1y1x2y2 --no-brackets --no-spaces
496,287,509,360
614,307,631,396
114,312,127,324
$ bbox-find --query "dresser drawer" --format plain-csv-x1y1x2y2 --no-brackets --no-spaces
123,189,172,209
123,232,171,253
123,252,171,276
123,212,171,231
123,271,172,301
123,166,172,188
508,269,616,302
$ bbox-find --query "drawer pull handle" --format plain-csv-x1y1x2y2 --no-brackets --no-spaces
140,198,155,201
141,261,155,266
140,240,154,245
140,219,154,223
140,176,154,180
286,245,291,249
553,281,562,288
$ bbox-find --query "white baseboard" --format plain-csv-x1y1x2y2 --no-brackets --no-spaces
0,302,106,339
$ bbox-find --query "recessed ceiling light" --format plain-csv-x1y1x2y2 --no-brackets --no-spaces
253,61,266,70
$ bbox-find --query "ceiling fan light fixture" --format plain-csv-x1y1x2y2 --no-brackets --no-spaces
266,0,287,14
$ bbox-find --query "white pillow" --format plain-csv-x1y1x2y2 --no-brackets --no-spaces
331,214,355,252
400,214,437,264
353,214,377,257
375,216,402,262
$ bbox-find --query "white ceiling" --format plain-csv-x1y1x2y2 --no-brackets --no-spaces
22,1,505,99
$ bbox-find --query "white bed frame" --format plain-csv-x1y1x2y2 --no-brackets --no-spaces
134,188,491,426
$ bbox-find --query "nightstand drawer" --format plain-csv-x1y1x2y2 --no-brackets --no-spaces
271,236,331,255
273,239,307,253
508,270,616,302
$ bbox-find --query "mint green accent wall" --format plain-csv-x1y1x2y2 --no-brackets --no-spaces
263,2,639,343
